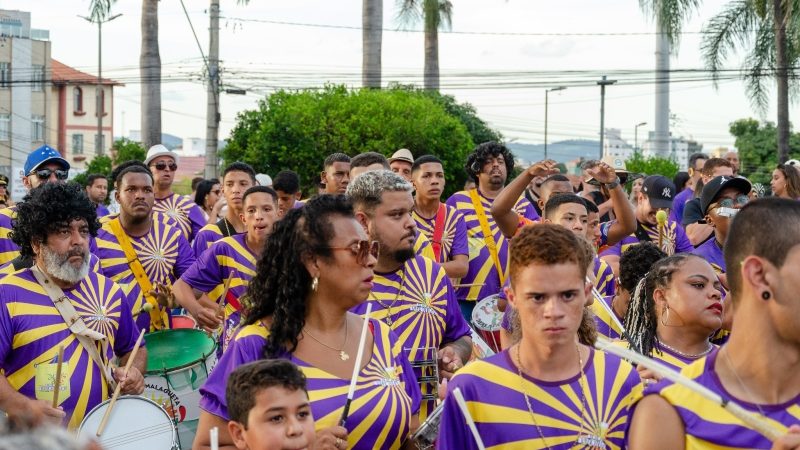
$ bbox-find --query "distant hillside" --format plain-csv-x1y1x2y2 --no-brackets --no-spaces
509,140,601,165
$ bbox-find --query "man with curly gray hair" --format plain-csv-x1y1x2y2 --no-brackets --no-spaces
347,170,472,421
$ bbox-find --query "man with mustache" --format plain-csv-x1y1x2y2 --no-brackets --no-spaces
93,162,195,332
145,144,206,243
0,183,145,430
348,170,472,421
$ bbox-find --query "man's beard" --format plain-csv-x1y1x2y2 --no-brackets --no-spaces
392,247,415,264
41,245,90,284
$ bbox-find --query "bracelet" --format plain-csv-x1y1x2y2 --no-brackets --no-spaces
604,177,621,190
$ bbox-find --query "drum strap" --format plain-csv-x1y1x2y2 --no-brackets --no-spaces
30,265,117,391
468,189,506,285
431,204,447,263
108,218,169,330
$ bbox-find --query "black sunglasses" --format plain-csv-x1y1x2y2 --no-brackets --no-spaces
324,240,380,266
34,168,68,181
152,161,178,172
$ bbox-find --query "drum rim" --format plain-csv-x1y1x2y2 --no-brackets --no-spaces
78,394,177,447
144,329,218,375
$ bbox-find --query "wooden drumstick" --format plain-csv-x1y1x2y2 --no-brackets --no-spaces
452,387,486,450
452,283,485,289
339,303,372,427
210,426,219,450
51,345,65,408
96,329,145,436
586,276,629,342
595,336,782,441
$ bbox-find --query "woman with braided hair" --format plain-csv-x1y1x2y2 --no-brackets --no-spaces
622,253,724,382
194,194,421,450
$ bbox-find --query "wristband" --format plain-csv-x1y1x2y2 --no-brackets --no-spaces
604,177,621,190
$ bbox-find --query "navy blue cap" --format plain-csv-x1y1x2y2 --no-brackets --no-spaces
641,175,676,209
24,145,70,175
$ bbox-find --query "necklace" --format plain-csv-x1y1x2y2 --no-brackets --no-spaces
221,218,233,237
515,343,592,450
658,340,714,359
303,319,350,361
722,350,768,417
371,266,406,327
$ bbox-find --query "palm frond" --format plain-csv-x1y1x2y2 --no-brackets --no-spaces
88,0,115,22
639,0,701,47
701,0,759,84
438,0,454,31
396,0,423,29
742,22,775,114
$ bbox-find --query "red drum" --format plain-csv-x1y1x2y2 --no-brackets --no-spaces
171,315,197,329
471,295,503,353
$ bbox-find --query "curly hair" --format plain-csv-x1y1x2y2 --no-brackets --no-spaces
509,223,593,288
624,253,698,356
226,359,308,426
618,242,666,294
245,194,355,358
464,141,515,182
11,183,100,259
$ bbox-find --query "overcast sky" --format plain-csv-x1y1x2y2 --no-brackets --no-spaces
5,0,793,151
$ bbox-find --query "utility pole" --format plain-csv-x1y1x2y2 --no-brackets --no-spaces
634,121,647,152
597,75,617,159
205,0,220,179
544,86,566,160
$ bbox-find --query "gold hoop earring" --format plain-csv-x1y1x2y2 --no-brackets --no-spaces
661,305,670,327
311,277,319,292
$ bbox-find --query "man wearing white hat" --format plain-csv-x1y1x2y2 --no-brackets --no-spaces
389,148,414,182
144,144,206,242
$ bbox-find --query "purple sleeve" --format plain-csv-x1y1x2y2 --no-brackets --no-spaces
517,199,539,221
174,234,196,279
598,220,616,247
199,332,265,420
112,288,141,357
669,189,690,224
444,193,458,209
441,276,472,344
188,204,207,241
192,230,215,259
599,241,622,258
674,224,694,253
0,287,13,364
180,243,224,293
450,213,468,257
437,375,479,450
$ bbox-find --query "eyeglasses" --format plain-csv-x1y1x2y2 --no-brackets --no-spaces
324,240,380,266
152,162,178,172
34,168,68,180
714,195,749,210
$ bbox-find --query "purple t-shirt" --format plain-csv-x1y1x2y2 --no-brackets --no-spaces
445,189,539,301
669,187,694,226
95,203,110,218
180,233,257,350
351,255,470,419
153,193,207,242
0,269,139,428
600,219,693,258
199,320,421,450
192,223,225,258
438,348,641,449
692,238,726,274
0,206,19,264
412,204,468,264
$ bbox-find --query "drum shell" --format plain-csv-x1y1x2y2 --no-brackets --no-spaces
471,295,503,353
78,395,177,450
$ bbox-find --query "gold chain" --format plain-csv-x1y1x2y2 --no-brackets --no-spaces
303,319,350,361
370,266,406,327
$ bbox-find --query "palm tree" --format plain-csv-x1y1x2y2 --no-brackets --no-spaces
141,0,161,149
398,0,453,91
363,0,383,88
88,0,115,22
702,0,799,163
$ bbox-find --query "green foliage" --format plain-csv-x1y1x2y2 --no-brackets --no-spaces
222,85,480,197
72,155,112,187
729,118,800,184
421,89,503,145
112,138,146,165
625,152,680,180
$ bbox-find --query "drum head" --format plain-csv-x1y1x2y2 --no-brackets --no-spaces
471,294,502,331
78,396,176,450
145,329,216,374
170,315,197,329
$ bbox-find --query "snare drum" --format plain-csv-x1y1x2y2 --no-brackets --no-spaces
471,295,503,353
78,395,177,450
143,329,217,449
170,315,197,329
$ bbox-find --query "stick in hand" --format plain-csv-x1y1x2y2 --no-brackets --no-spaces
339,303,372,427
51,345,65,408
96,328,145,436
452,387,486,450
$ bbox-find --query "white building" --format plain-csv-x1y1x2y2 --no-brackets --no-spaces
602,128,635,160
642,131,703,170
178,137,205,157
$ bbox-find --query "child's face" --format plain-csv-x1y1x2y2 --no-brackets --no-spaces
229,387,316,450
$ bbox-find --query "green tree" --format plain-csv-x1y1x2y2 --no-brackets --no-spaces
398,0,453,91
625,151,680,180
729,118,800,185
111,138,146,165
422,90,502,144
72,155,113,187
222,85,476,197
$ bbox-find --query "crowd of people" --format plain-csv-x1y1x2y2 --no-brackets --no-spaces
0,141,799,450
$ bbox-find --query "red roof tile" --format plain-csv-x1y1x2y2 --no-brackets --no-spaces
51,59,123,86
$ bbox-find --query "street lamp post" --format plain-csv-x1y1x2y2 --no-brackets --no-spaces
79,12,122,157
634,121,647,152
597,75,617,159
544,86,566,160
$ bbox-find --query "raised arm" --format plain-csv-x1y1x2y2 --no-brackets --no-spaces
491,160,559,238
584,163,636,246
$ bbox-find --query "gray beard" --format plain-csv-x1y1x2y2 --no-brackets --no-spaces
41,245,90,285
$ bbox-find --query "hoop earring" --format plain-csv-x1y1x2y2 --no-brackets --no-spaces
661,305,670,327
311,277,319,292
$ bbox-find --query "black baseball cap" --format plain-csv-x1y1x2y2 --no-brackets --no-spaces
641,175,676,209
700,175,752,215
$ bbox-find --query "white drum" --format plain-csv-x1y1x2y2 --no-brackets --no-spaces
78,395,177,450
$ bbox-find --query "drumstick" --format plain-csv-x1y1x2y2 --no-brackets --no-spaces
452,387,486,450
586,276,629,342
339,303,372,427
452,283,485,288
51,345,65,408
594,336,782,441
210,426,219,450
96,328,146,437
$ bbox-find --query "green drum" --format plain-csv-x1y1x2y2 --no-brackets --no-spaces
143,329,218,450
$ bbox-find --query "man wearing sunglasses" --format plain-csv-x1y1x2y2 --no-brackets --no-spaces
348,170,472,422
145,144,206,243
0,145,70,266
680,158,735,246
693,175,751,276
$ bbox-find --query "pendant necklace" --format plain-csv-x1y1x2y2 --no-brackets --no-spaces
303,319,350,361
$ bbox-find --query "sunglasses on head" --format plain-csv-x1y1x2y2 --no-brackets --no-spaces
34,168,68,181
152,161,178,172
325,240,380,266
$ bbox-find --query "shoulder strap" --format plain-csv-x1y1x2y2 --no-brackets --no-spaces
107,218,169,330
30,265,116,390
216,218,235,238
468,189,506,285
430,204,447,263
634,222,652,243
